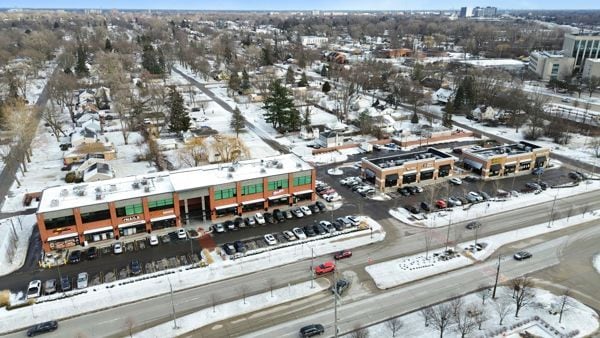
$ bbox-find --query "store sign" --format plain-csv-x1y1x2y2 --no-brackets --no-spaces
272,189,285,196
162,210,174,215
122,215,140,222
52,227,72,234
491,158,502,165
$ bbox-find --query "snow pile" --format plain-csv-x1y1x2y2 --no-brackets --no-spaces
135,279,330,338
368,210,600,289
0,215,37,276
593,254,600,275
347,287,599,338
0,217,384,333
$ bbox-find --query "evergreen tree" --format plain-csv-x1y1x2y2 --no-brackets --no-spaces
105,38,112,51
357,110,372,135
410,111,419,124
230,106,246,137
322,81,331,93
297,72,309,87
168,87,190,134
442,106,453,128
261,43,273,66
142,44,164,75
453,85,465,113
302,106,311,129
240,69,251,92
228,71,241,94
53,21,59,29
320,65,329,77
462,76,476,109
75,45,88,77
262,80,300,132
285,66,295,85
63,67,72,74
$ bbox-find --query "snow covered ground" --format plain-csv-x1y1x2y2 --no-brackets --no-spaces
0,215,36,276
368,210,600,289
0,216,384,333
346,287,599,338
593,254,600,275
390,179,600,228
135,279,330,338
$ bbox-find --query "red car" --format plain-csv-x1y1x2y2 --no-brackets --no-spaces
315,261,335,275
436,199,447,209
334,250,352,260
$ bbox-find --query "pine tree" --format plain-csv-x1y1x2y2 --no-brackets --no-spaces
297,72,309,87
262,80,300,132
261,44,273,66
358,110,372,134
411,111,419,124
285,66,295,85
105,38,112,51
453,85,465,113
302,106,311,129
322,81,331,93
240,69,251,92
230,106,246,137
75,45,88,77
320,65,329,77
228,71,241,95
168,87,190,134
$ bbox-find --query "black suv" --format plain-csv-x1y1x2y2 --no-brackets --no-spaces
300,324,325,337
27,321,58,336
67,250,81,264
86,247,98,260
130,260,142,275
264,212,275,224
316,201,326,211
273,209,285,222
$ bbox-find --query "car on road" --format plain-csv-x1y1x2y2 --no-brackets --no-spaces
43,279,57,295
86,246,98,260
60,276,71,291
264,234,278,246
303,225,317,237
315,261,335,275
273,209,285,222
26,321,58,337
561,97,571,103
283,230,297,241
514,251,532,260
149,235,159,246
213,223,226,233
436,199,447,209
334,250,352,260
177,228,187,239
130,260,142,275
254,213,266,225
300,205,312,216
292,208,304,218
113,243,123,254
465,221,481,229
225,220,236,231
264,212,275,224
76,272,88,289
27,280,42,299
244,217,256,227
420,202,431,212
332,278,351,296
468,191,483,202
449,177,463,185
299,324,325,337
67,250,81,264
222,243,236,255
293,227,307,239
234,240,247,253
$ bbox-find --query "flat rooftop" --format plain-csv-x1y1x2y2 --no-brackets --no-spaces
465,141,541,159
38,154,313,213
366,148,452,169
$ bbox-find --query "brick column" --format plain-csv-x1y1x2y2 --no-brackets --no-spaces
73,208,85,245
262,177,269,210
108,202,119,238
172,192,181,227
142,197,151,233
37,214,50,252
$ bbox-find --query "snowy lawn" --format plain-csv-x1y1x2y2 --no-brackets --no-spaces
346,286,598,338
390,179,600,228
0,217,384,333
0,215,36,276
593,255,600,275
367,210,600,289
135,279,330,338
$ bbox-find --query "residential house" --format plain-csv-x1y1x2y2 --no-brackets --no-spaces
319,131,343,148
432,88,454,104
472,106,498,121
77,159,115,182
63,141,117,165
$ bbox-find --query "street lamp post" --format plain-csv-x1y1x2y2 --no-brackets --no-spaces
167,277,178,329
548,193,558,228
333,269,339,338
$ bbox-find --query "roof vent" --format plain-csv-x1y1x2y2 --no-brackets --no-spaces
132,181,140,189
141,179,148,185
276,162,284,169
95,187,103,193
260,168,267,173
95,192,103,200
60,189,69,197
109,184,117,192
76,189,86,196
227,172,233,179
228,166,235,172
296,162,302,168
50,199,59,207
144,185,152,193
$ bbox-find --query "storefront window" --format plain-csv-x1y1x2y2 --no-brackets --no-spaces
268,179,288,191
148,198,174,211
293,175,312,186
116,203,143,217
81,209,111,223
242,183,263,195
44,215,76,230
215,188,236,200
84,231,114,243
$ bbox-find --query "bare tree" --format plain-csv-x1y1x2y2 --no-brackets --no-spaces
177,138,207,167
421,307,434,327
453,304,477,338
424,228,433,259
42,104,67,141
349,326,369,338
558,289,574,324
449,297,464,319
478,286,490,305
429,303,453,338
385,317,403,337
493,297,513,325
210,134,250,163
591,137,600,158
512,276,535,317
469,304,488,330
124,317,135,338
210,293,218,313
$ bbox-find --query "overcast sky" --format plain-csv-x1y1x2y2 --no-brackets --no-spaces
2,0,598,10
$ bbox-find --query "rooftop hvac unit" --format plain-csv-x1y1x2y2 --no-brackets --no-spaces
228,166,235,172
95,193,103,200
76,189,86,197
144,185,151,193
132,181,140,189
296,162,302,168
227,173,233,179
50,199,59,207
60,189,69,197
141,179,148,185
95,187,103,193
260,168,267,174
109,184,117,192
276,163,283,169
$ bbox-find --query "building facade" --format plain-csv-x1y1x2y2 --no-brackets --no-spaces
301,36,328,47
582,58,600,80
528,51,575,81
36,154,315,252
562,33,600,70
460,142,550,178
361,148,455,191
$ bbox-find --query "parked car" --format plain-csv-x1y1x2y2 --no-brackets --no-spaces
514,251,532,260
149,235,159,246
532,167,544,175
405,205,419,214
313,224,327,235
130,260,142,275
332,278,351,296
283,230,297,241
86,246,98,260
315,261,335,275
234,217,245,228
420,202,431,212
464,175,480,182
449,177,463,185
283,210,294,219
406,186,419,195
225,220,236,231
346,215,360,226
222,243,236,255
234,240,247,253
300,205,312,216
319,220,336,233
436,199,447,209
293,227,307,239
299,324,325,337
177,228,187,239
332,220,344,231
308,204,320,214
76,272,88,289
334,250,352,260
303,225,317,237
457,196,469,205
324,194,340,202
254,213,266,225
478,191,491,200
244,217,257,227
60,276,71,291
213,223,226,233
316,201,326,211
525,182,541,191
113,243,123,254
447,197,462,207
67,250,81,264
336,217,351,228
397,187,411,196
26,321,58,337
568,172,581,181
264,212,275,224
27,280,42,299
43,279,57,295
264,234,278,245
292,208,304,218
273,209,285,222
465,194,478,203
468,191,483,202
539,181,549,190
465,221,481,229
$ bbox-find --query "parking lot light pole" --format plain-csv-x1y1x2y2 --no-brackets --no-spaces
167,277,178,329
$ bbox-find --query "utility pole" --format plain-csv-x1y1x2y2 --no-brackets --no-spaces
548,193,558,228
445,215,452,251
334,269,339,338
492,255,502,299
168,277,178,329
310,247,315,289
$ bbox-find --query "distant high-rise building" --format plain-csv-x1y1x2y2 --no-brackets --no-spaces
562,32,600,70
459,7,472,18
472,6,497,18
